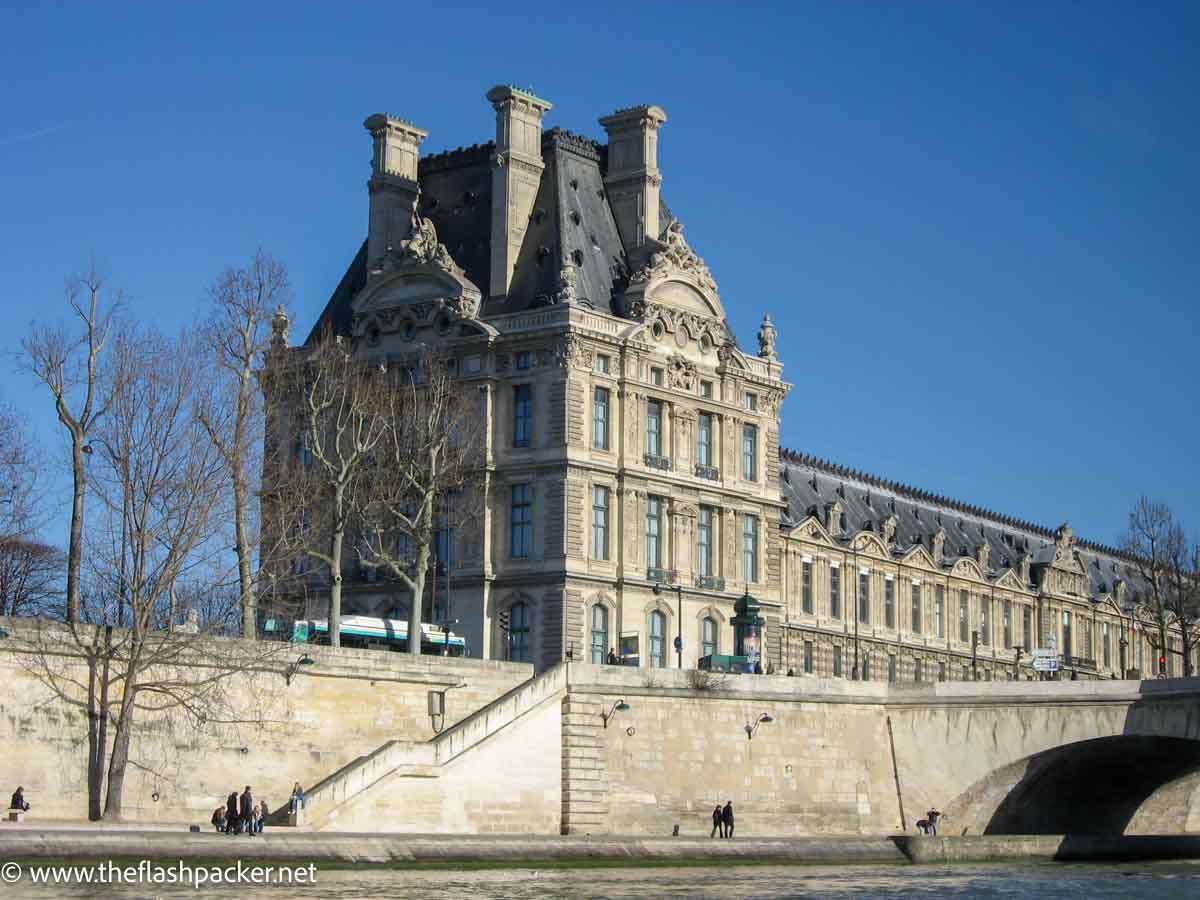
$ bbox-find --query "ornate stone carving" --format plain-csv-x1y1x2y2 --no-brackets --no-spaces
368,207,469,289
269,305,290,351
554,334,595,370
666,354,697,390
555,263,578,304
757,313,777,361
760,388,785,418
628,220,718,295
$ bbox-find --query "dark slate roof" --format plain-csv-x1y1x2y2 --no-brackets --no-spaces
308,127,631,335
778,448,1146,601
306,240,367,344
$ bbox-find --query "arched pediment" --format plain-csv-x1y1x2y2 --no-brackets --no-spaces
850,531,890,558
951,557,986,581
353,264,480,318
644,276,723,319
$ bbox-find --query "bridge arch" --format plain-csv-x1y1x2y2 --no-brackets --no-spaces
945,734,1200,835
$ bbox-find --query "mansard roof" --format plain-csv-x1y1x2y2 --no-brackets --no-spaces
778,448,1145,602
307,127,654,344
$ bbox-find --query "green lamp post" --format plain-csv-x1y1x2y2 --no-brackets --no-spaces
732,589,765,673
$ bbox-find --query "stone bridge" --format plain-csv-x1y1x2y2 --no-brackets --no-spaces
885,679,1200,836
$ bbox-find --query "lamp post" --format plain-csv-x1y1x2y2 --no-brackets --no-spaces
971,630,979,681
1011,645,1023,680
745,712,774,740
653,580,684,669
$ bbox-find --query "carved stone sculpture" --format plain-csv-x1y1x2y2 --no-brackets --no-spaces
628,220,718,295
757,313,777,360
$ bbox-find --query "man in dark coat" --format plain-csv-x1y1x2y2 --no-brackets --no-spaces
239,786,255,837
225,792,239,834
710,804,723,838
10,787,30,812
721,800,734,839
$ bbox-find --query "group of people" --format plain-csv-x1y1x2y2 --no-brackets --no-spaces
212,786,265,835
210,783,306,835
710,801,735,838
9,787,30,814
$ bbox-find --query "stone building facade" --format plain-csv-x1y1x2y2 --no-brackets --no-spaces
267,85,1184,681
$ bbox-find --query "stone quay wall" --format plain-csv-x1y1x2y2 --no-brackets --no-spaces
0,625,532,825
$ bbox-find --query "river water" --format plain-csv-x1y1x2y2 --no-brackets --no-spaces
7,861,1200,899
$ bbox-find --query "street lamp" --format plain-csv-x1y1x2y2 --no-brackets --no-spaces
653,580,684,669
745,712,774,740
285,654,315,685
971,630,979,681
602,699,631,728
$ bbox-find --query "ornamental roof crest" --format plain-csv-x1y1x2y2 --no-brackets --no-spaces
629,220,718,296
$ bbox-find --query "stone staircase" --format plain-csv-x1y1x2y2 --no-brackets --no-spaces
276,663,569,830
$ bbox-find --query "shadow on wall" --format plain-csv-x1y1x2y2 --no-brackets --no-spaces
984,735,1200,835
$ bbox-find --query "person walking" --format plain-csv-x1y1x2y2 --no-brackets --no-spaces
926,808,942,835
259,799,269,833
239,786,254,837
607,649,618,666
224,791,239,834
721,801,735,839
289,782,306,815
710,805,723,838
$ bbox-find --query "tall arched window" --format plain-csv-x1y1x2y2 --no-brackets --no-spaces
650,610,667,668
510,602,531,663
590,604,608,664
702,617,717,658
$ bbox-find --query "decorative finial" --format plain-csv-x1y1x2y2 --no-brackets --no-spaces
757,313,777,361
270,305,290,350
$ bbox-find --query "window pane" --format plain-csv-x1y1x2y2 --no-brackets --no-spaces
510,602,531,663
650,611,666,668
697,413,712,467
858,573,870,624
830,568,841,619
742,515,758,583
742,425,757,480
592,486,609,560
646,400,661,457
911,584,922,634
802,561,813,614
698,507,712,576
510,484,532,558
513,385,532,448
592,387,609,450
590,605,608,664
885,579,895,629
702,617,717,657
645,496,661,567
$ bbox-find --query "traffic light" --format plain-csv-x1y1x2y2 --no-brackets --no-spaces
1159,655,1166,671
498,610,510,634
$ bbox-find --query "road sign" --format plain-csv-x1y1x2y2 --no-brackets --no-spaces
1030,647,1057,659
1032,657,1059,672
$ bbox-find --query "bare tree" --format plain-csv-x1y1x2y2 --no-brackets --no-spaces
0,537,65,617
263,330,388,648
15,325,283,820
1121,497,1199,676
198,251,290,639
0,399,43,538
21,266,120,623
353,355,484,654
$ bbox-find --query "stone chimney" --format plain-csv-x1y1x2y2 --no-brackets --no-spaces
598,105,667,258
487,85,552,299
363,114,428,267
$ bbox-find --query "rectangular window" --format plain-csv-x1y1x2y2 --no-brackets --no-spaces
645,496,663,569
595,354,610,374
803,641,814,675
698,506,714,577
938,661,946,682
515,350,532,370
911,583,922,634
744,392,757,411
959,590,969,643
1022,607,1033,652
1003,600,1013,649
699,380,713,399
914,659,923,683
592,387,610,450
742,515,759,582
650,367,664,387
858,572,870,624
513,385,532,448
962,665,971,682
510,484,532,558
801,561,813,614
1102,622,1111,668
830,566,842,620
936,585,945,638
1062,609,1072,657
862,655,871,681
833,645,843,678
888,654,897,683
885,578,895,629
741,424,758,480
980,598,990,646
697,413,713,467
646,400,662,457
592,486,609,561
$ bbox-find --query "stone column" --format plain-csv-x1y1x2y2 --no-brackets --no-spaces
598,105,668,257
363,114,427,267
487,85,552,299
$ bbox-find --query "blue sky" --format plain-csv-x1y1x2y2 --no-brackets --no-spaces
2,1,1197,549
